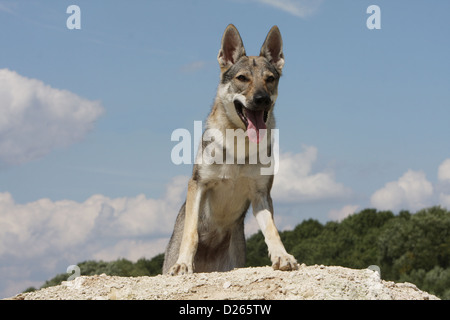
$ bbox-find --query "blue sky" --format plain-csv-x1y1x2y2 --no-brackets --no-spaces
1,0,450,298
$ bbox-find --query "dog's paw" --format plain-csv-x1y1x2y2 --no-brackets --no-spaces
271,254,299,271
167,263,193,276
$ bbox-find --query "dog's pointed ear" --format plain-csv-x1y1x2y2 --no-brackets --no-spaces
260,26,284,72
217,24,246,69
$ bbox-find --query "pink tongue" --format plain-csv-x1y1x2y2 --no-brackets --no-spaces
245,109,266,143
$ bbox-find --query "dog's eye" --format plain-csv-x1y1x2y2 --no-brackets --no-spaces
266,76,275,83
236,75,248,82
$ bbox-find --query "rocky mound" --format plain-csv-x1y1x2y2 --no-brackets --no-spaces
10,265,438,300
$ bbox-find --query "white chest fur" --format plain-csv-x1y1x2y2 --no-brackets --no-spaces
197,162,271,228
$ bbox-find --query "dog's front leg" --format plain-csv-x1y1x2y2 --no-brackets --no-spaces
252,194,298,271
168,179,203,275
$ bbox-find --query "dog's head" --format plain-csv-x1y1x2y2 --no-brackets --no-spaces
216,24,284,143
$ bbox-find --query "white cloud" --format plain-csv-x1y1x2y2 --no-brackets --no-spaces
328,204,359,222
272,145,352,203
0,175,188,297
370,170,434,212
252,0,323,18
0,69,104,165
0,175,188,259
438,159,450,182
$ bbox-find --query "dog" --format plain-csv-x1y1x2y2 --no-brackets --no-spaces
163,24,298,275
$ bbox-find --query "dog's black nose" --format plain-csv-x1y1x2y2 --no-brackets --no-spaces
253,91,271,108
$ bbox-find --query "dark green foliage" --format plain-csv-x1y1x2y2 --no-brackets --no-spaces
378,206,450,280
278,209,395,269
399,266,450,299
246,206,449,299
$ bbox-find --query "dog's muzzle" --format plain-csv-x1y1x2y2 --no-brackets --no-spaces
234,101,269,128
234,93,271,143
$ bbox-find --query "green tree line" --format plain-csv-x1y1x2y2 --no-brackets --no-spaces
26,206,450,299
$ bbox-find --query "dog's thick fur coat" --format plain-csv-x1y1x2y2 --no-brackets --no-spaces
163,24,298,275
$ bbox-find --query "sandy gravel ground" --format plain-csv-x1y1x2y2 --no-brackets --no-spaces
9,265,439,300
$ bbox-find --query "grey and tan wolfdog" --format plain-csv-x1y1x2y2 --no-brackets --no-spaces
163,24,298,275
